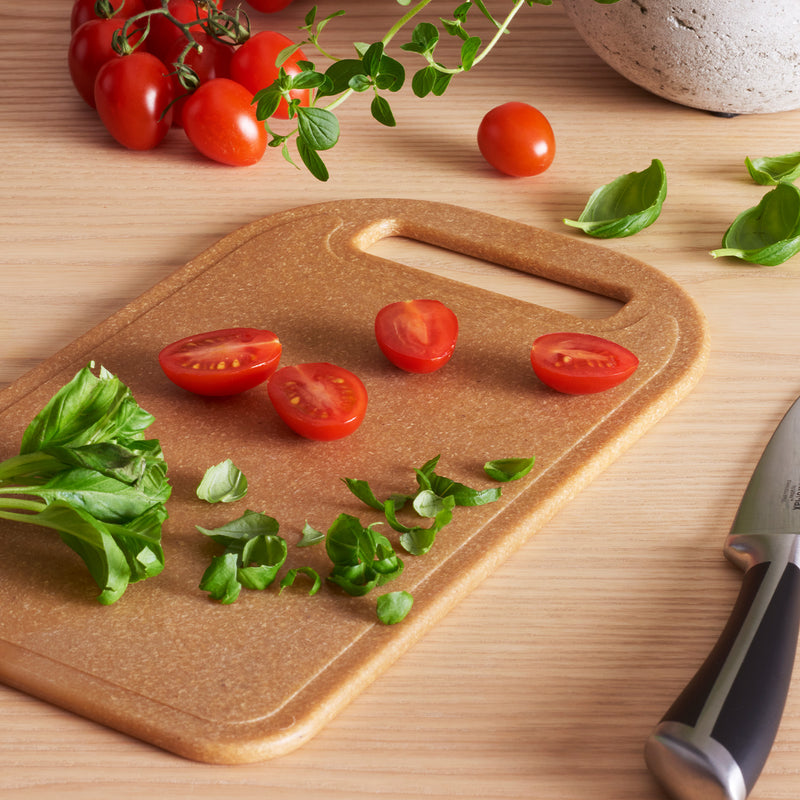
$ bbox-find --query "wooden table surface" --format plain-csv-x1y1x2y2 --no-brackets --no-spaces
3,1,800,798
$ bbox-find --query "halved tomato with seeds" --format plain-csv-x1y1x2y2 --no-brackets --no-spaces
158,328,282,396
530,332,639,394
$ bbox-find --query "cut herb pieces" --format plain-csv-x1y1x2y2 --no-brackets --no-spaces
196,459,248,503
377,591,414,625
280,567,322,595
0,363,170,605
745,151,800,186
483,457,535,482
710,182,800,266
563,158,667,238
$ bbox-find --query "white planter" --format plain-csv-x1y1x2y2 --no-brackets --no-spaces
562,0,800,114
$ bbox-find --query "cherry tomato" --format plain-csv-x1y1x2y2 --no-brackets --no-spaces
182,78,267,166
145,0,211,63
230,31,310,120
245,0,295,11
374,299,459,374
94,52,174,149
477,101,555,177
267,363,368,441
68,18,143,107
162,31,234,127
530,333,639,394
159,328,282,396
70,0,146,33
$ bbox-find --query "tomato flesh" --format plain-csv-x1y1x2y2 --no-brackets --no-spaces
530,333,639,394
374,299,458,373
267,363,368,441
159,328,282,396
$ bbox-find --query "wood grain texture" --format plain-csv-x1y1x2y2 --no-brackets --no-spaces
1,1,800,798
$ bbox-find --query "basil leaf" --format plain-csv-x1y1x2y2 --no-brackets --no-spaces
280,566,322,595
237,534,287,590
196,509,280,547
745,151,800,186
295,107,339,151
563,158,667,238
377,591,414,624
298,521,325,547
199,552,242,604
710,182,800,266
196,459,248,503
342,477,385,510
483,457,535,482
296,136,330,182
370,95,396,127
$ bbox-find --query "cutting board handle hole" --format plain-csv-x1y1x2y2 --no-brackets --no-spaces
367,236,624,320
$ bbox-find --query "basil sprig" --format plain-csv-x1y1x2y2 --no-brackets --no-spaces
711,182,800,266
0,364,170,604
563,159,667,238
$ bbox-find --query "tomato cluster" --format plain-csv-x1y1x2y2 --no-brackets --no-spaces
67,0,305,166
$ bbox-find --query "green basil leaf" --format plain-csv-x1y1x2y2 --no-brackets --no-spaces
376,591,414,624
563,158,667,239
196,459,248,503
745,151,800,185
237,534,287,590
370,95,396,127
298,521,325,546
296,136,330,181
328,563,380,596
460,36,481,70
710,182,800,266
199,552,242,604
280,566,322,595
400,21,439,55
361,42,384,77
483,457,535,482
412,65,436,97
295,107,339,150
253,86,281,120
317,59,365,98
399,526,437,556
342,477,385,510
196,509,280,547
376,55,405,92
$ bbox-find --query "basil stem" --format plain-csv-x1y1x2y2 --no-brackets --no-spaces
563,158,667,238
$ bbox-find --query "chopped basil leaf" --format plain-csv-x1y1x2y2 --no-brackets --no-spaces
563,158,667,238
297,521,325,547
196,459,248,503
484,457,535,482
377,591,414,624
745,151,800,186
280,567,322,595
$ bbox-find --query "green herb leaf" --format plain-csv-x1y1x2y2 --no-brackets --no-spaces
710,182,800,266
745,151,800,186
563,159,667,238
298,521,325,546
296,136,330,182
196,459,248,503
370,95,396,127
280,566,322,595
342,477,385,510
199,552,242,604
483,457,535,482
295,107,339,151
460,36,481,70
377,590,414,624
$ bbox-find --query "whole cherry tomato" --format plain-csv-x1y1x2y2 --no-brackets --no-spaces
94,52,174,149
230,30,310,119
159,328,282,396
267,363,368,441
245,0,295,11
145,0,212,63
530,333,639,394
182,78,267,166
70,0,146,33
374,299,459,373
477,101,555,177
162,31,234,126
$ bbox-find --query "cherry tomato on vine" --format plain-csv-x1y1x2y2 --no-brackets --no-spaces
145,0,212,63
267,363,368,441
68,18,143,107
94,52,174,149
182,78,267,166
162,31,233,126
70,0,146,33
477,101,555,177
374,299,459,374
159,328,282,396
245,0,296,11
230,31,310,120
530,333,639,395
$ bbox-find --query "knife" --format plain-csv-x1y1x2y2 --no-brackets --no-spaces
645,395,800,800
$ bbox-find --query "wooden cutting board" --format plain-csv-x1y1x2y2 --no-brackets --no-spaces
0,199,709,764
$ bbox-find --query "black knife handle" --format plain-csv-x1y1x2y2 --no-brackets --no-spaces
645,559,800,800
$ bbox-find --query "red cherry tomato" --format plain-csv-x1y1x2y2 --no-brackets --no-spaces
70,0,146,33
182,78,267,166
245,0,295,11
374,299,459,374
230,30,310,119
477,101,555,177
267,363,368,441
158,328,282,396
68,18,143,107
162,31,234,127
94,52,174,149
145,0,212,63
530,333,639,394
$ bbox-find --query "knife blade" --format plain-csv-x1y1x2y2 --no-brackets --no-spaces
645,395,800,800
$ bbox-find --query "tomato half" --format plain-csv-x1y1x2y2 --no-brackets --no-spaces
267,363,368,441
159,328,282,396
477,101,555,177
374,299,458,374
182,78,267,166
530,333,639,394
230,31,310,120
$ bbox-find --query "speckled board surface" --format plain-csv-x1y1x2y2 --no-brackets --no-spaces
0,199,709,763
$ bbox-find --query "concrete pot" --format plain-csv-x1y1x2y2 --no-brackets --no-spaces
561,0,800,114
